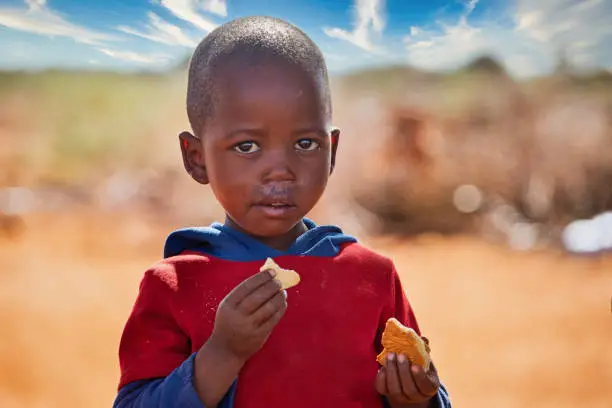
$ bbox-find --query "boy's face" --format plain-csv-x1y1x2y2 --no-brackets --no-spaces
181,61,338,247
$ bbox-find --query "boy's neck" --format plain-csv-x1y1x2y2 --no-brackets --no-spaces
223,216,309,252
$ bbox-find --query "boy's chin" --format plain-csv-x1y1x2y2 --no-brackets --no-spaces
252,219,305,237
229,214,307,239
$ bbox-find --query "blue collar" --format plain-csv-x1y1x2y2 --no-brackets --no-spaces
163,218,357,261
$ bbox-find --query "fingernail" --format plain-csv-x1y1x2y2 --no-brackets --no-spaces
411,365,420,374
268,269,277,277
387,353,395,362
398,354,406,364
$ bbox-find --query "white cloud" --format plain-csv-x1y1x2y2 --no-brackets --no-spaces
514,0,612,66
117,12,198,47
158,0,224,32
26,0,46,10
465,0,478,15
201,0,227,17
403,0,612,78
0,0,116,45
323,0,385,52
98,48,172,65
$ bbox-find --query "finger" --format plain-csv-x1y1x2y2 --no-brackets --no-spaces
256,294,288,334
250,290,286,326
411,363,440,398
385,354,408,403
227,269,276,306
397,354,420,401
375,367,388,395
237,278,282,315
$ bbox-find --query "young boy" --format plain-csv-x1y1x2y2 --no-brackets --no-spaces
113,16,451,408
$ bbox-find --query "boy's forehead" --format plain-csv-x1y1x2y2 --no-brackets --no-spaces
217,56,320,87
235,64,307,90
211,59,327,111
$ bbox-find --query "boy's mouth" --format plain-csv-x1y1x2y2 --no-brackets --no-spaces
256,202,295,209
254,196,296,206
253,199,297,217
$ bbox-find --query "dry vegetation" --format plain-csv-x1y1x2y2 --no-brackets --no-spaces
1,58,611,407
332,61,612,250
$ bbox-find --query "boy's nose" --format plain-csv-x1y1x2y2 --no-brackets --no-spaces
261,148,296,183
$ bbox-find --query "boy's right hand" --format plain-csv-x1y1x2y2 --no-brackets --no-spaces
208,268,288,363
193,270,286,406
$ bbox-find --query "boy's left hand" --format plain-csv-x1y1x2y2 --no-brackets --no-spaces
375,347,440,408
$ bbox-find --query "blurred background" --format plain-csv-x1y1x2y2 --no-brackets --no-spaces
1,1,611,407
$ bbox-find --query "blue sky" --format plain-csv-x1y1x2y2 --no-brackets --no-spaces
0,0,610,77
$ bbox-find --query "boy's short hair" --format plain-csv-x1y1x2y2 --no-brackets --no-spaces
186,16,332,135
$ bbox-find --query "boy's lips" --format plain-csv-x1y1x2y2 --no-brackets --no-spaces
252,198,297,218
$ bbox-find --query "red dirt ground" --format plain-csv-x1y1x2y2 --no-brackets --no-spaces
1,212,610,408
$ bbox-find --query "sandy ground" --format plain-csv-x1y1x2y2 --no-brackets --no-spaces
0,212,611,408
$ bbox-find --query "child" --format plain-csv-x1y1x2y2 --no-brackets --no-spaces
113,16,451,408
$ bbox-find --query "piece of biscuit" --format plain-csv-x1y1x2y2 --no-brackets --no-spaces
260,257,300,290
376,318,431,371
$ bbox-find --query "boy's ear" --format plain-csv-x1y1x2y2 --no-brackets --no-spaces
330,128,340,175
179,131,209,185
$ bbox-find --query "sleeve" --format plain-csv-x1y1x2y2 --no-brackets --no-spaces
379,261,453,408
430,384,452,408
113,266,236,408
112,353,237,408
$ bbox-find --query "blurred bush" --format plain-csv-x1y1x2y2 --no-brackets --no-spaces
1,55,611,252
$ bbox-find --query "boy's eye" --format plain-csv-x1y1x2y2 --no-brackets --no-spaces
234,141,260,154
295,139,319,151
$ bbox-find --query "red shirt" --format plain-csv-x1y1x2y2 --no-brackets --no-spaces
117,242,421,407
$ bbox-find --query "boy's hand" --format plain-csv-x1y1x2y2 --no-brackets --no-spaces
375,340,440,408
208,268,287,363
193,269,286,406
